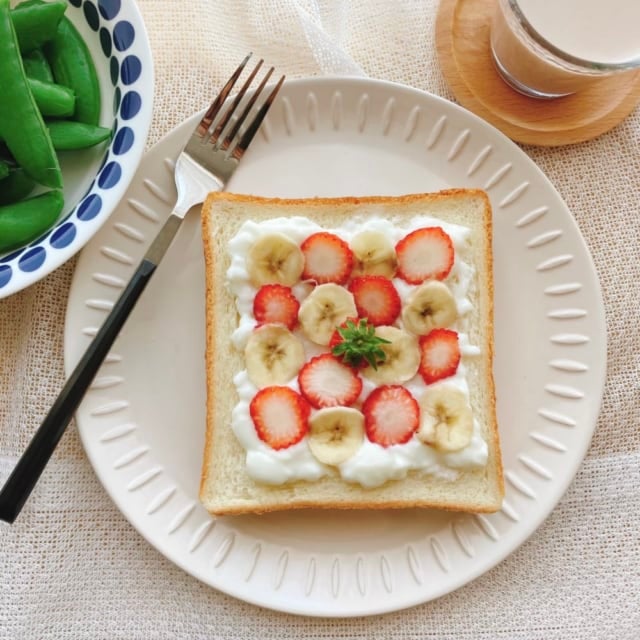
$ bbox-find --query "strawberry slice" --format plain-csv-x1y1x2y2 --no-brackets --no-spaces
301,232,353,284
395,227,454,284
418,328,461,384
298,353,363,408
253,284,300,330
362,385,419,447
249,386,311,450
349,276,401,326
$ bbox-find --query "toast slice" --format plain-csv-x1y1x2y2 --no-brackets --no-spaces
199,190,503,515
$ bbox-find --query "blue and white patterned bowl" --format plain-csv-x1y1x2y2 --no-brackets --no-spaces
0,0,153,297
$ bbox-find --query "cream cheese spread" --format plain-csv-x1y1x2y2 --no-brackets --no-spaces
226,214,488,488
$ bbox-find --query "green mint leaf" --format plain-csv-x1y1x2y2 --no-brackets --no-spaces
330,318,390,370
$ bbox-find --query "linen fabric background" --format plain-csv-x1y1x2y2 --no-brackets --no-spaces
1,1,639,638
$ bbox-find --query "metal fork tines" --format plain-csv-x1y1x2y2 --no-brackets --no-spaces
203,53,284,158
0,55,285,524
172,54,284,216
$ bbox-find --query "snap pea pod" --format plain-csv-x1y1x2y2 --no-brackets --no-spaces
0,189,63,253
28,77,75,117
22,48,53,83
0,0,61,189
0,122,110,150
0,168,36,206
45,13,100,125
46,121,111,150
10,0,66,54
0,161,8,180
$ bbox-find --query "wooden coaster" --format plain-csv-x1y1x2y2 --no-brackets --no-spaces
435,0,640,146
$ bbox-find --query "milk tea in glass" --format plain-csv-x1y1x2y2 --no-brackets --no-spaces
490,0,640,99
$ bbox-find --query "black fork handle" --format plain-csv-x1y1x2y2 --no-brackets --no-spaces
0,214,182,524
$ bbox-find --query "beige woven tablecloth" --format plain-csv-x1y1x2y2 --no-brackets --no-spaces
2,1,639,638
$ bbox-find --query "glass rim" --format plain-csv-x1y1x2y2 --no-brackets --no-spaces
507,0,640,72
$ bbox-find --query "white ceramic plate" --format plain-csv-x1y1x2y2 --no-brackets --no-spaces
64,77,606,617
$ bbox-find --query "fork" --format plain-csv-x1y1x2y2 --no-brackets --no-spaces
0,54,285,524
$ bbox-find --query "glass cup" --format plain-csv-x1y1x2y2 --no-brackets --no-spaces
490,0,640,99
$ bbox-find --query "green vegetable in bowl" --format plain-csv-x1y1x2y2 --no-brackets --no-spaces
10,0,66,53
45,12,101,125
0,122,112,152
0,0,61,189
46,121,112,151
28,77,76,117
0,190,64,253
0,168,35,206
22,47,54,82
0,0,110,252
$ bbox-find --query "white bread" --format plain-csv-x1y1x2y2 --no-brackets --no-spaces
199,190,503,515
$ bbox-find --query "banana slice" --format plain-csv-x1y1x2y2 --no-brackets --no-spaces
298,283,357,345
417,385,473,452
308,406,365,465
244,324,305,388
350,230,397,278
361,325,420,384
247,233,305,287
401,280,457,336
